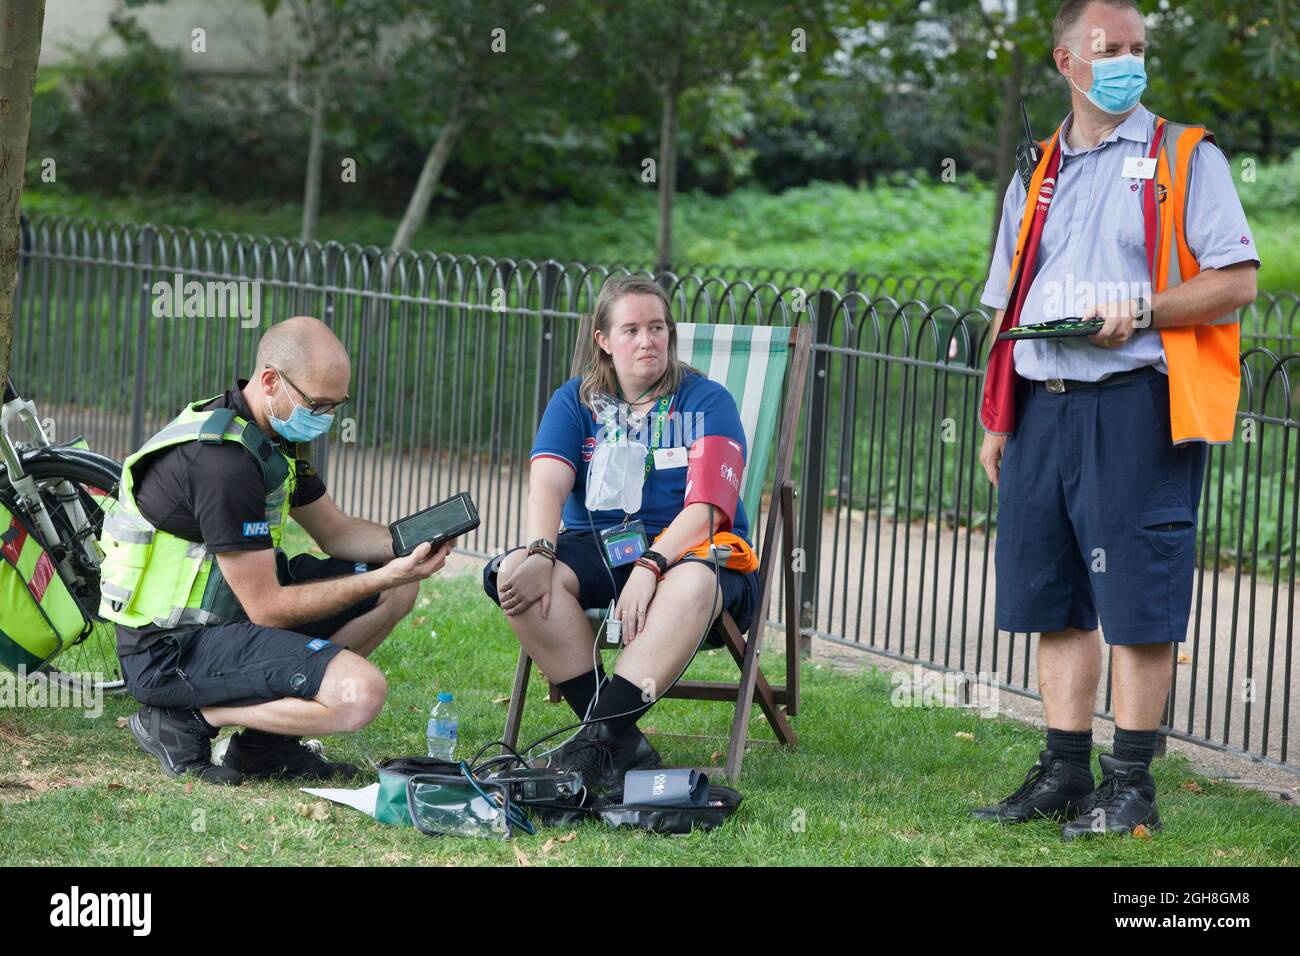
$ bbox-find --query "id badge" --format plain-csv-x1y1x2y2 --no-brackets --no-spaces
1121,156,1156,180
600,520,648,567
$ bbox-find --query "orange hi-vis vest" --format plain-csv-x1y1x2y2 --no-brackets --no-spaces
981,115,1241,445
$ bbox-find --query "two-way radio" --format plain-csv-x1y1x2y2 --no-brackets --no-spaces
1014,100,1042,191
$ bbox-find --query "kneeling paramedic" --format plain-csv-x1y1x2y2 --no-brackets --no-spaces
973,0,1258,838
100,316,454,785
483,275,761,791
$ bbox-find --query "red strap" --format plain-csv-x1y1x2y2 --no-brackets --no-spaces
634,556,664,581
1143,118,1167,281
980,139,1063,434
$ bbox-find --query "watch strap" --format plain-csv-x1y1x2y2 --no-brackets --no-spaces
637,549,668,579
1133,296,1153,329
526,538,557,562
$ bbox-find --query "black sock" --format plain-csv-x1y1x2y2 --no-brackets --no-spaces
178,707,219,738
1113,727,1159,768
557,667,606,720
588,674,652,738
238,727,293,746
1046,727,1093,773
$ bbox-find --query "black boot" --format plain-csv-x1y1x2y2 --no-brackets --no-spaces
1060,753,1161,840
551,722,624,792
616,723,660,780
553,721,664,792
221,729,361,781
970,750,1095,823
617,726,662,775
128,705,241,786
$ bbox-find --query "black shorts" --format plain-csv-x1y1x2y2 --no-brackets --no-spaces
482,530,760,648
119,554,377,710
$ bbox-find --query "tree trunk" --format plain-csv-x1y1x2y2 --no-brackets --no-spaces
390,105,467,254
301,76,327,242
987,43,1024,265
654,80,679,274
0,0,47,389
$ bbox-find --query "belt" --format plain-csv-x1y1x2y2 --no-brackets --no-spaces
1030,366,1158,395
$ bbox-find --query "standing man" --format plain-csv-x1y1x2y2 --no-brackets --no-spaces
973,0,1258,838
101,316,454,784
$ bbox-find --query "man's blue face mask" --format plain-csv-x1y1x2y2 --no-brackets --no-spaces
1069,48,1147,115
267,379,334,443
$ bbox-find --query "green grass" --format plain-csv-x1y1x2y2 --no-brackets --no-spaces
1,562,1295,866
23,177,1300,294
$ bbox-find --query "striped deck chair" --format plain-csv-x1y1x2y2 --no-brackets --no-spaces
502,317,811,781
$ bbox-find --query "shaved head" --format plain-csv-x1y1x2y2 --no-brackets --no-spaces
245,316,351,434
255,316,349,385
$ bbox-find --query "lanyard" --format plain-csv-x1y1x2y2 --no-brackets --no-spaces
605,392,672,455
642,395,672,478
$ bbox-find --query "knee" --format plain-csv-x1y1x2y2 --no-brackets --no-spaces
664,561,719,605
344,668,387,731
326,656,388,732
484,549,523,604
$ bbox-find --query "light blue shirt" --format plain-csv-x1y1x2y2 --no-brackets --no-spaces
980,103,1259,382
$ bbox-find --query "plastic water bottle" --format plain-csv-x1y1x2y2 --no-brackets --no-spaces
426,692,458,760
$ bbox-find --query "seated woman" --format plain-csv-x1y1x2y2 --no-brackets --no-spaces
483,275,761,790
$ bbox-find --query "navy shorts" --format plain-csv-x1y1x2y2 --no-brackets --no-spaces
120,554,375,709
482,529,760,647
994,366,1208,646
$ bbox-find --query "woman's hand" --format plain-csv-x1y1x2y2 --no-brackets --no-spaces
499,552,555,618
615,565,658,644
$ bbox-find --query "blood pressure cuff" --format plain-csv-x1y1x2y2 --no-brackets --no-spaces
683,435,745,532
623,768,709,806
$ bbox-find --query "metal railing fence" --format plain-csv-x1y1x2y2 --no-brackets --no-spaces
13,216,1298,773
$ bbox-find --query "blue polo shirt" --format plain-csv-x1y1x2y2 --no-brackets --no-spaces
531,371,751,543
980,103,1259,383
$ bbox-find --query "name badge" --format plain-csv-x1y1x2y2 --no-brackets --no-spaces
653,446,688,470
1121,156,1156,180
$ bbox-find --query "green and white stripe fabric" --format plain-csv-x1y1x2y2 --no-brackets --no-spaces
674,323,791,517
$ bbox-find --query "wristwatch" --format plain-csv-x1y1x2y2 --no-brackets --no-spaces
526,538,557,562
1133,295,1154,330
637,549,669,579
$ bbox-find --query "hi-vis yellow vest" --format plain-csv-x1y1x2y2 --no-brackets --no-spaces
98,400,296,629
984,115,1241,445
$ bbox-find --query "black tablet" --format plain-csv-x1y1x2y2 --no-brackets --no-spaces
996,317,1106,341
389,492,480,557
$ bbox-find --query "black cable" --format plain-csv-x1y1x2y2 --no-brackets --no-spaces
466,739,531,775
518,507,722,758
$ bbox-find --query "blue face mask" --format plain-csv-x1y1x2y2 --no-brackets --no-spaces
267,380,334,443
1069,49,1147,115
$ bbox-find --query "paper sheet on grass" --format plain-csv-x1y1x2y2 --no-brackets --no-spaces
300,782,380,818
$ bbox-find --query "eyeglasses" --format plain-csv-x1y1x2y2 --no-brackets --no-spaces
268,366,349,416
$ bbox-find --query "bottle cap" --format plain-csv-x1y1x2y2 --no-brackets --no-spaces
437,692,453,703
